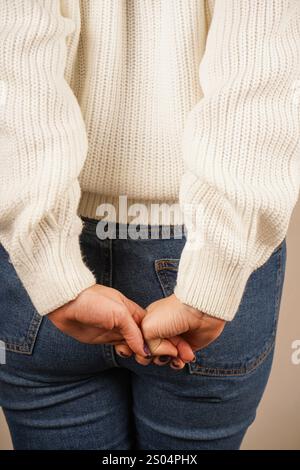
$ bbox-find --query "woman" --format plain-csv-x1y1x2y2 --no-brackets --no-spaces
0,0,299,450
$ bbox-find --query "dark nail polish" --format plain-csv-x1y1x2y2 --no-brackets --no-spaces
158,355,171,363
143,343,151,357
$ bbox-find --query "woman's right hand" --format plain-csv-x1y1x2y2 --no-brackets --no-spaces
47,284,152,358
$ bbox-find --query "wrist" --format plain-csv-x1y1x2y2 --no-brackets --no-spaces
175,294,226,327
49,290,81,318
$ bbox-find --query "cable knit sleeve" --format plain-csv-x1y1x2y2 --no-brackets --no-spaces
174,0,300,321
0,0,96,315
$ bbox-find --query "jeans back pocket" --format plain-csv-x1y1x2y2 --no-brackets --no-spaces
154,240,286,376
0,244,42,354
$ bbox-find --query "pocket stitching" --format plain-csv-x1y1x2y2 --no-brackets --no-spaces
155,259,179,297
4,312,43,355
155,259,180,271
187,339,276,377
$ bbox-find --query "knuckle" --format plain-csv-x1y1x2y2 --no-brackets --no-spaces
141,319,152,339
114,306,128,324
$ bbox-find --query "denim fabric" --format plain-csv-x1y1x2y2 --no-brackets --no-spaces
0,218,286,450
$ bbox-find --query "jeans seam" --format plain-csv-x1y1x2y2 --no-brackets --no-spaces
155,268,172,297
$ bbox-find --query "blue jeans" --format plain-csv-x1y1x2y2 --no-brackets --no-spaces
0,218,286,450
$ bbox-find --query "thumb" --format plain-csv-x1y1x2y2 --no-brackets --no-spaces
145,337,178,357
168,336,195,362
123,297,146,326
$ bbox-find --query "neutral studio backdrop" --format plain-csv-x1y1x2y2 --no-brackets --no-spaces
1,200,300,450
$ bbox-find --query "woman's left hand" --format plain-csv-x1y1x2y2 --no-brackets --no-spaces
114,294,225,369
142,294,226,369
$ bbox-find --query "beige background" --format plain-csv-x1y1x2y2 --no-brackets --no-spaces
1,203,300,450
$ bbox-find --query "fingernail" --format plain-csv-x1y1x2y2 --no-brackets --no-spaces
191,355,196,363
171,361,181,369
117,351,130,358
143,343,151,358
158,355,171,363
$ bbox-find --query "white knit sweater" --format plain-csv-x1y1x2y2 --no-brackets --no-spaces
0,0,299,321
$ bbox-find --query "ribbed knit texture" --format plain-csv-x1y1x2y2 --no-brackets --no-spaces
0,1,299,319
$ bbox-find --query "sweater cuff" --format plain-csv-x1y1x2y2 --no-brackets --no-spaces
12,235,96,316
174,247,254,321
